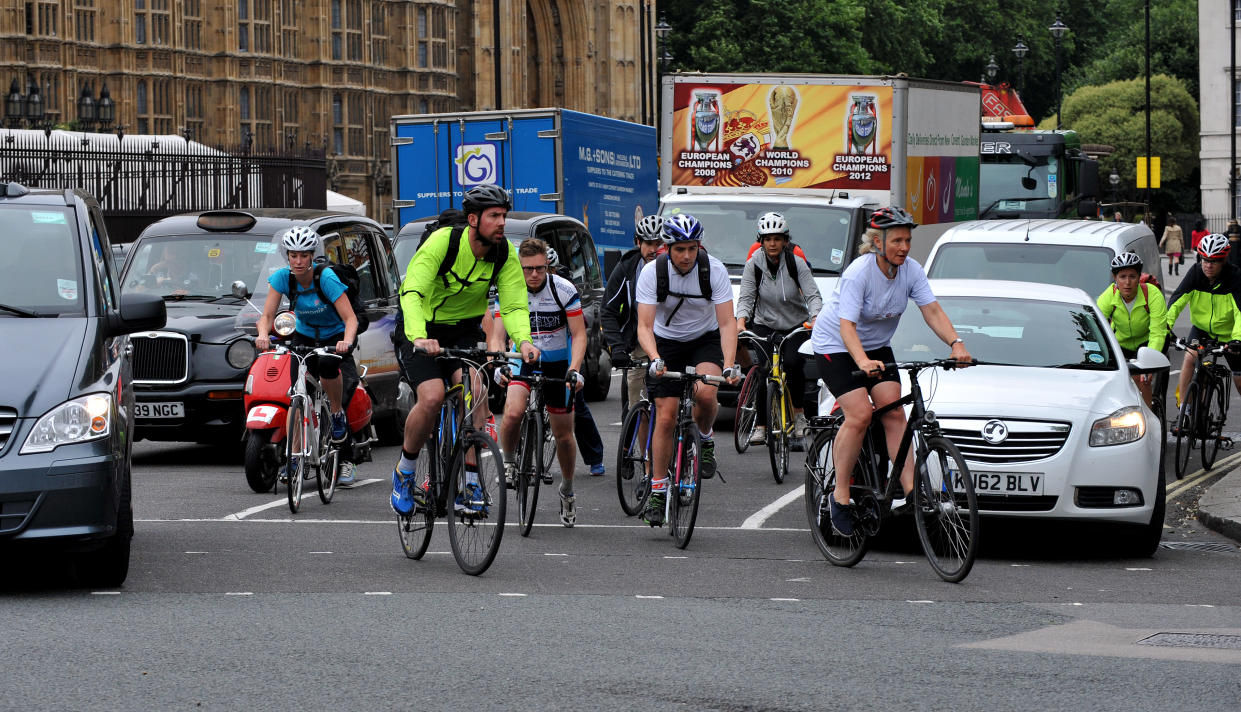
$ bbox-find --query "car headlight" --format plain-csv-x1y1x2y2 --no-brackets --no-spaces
1089,406,1145,446
227,338,257,370
273,311,297,337
21,394,112,454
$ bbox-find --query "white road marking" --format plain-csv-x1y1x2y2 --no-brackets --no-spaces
544,553,569,557
907,600,934,604
770,598,800,602
185,551,209,554
139,517,815,532
740,485,805,529
635,595,664,599
91,591,121,595
225,592,253,596
1125,567,1153,571
499,593,527,597
310,551,332,554
610,422,622,426
1170,369,1180,376
1011,564,1031,567
221,478,384,520
364,591,392,596
1186,604,1216,608
786,577,810,582
663,555,688,559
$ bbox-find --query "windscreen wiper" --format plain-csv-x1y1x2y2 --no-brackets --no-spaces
0,302,40,317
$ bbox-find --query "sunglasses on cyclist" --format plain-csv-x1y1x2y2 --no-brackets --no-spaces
522,265,549,273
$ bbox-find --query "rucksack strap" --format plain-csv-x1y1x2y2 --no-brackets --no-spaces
437,225,465,285
656,251,711,326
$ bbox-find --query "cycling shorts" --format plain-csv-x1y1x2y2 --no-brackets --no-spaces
648,330,724,400
1187,326,1241,374
397,318,486,387
815,346,898,399
513,360,573,414
290,332,357,386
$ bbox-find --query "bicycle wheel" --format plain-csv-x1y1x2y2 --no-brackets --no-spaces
1173,381,1199,479
517,412,542,537
766,381,789,484
447,430,507,575
804,427,870,566
616,402,653,516
397,441,435,559
285,400,307,514
1202,378,1227,471
912,436,979,583
671,423,702,549
733,366,761,453
540,409,556,475
315,403,337,504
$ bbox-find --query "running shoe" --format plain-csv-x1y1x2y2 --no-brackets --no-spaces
700,436,717,479
390,467,415,515
455,474,487,516
504,460,518,489
589,463,606,477
642,490,666,527
330,411,348,443
337,461,356,487
559,484,576,527
828,493,854,536
749,426,767,446
793,414,810,439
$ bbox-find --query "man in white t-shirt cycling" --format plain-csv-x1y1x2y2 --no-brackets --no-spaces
635,213,741,526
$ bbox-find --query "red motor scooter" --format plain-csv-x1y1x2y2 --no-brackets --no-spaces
242,338,376,493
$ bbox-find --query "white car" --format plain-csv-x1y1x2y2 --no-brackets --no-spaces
811,279,1168,555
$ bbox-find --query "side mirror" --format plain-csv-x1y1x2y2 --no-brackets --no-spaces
1075,156,1100,199
1076,199,1098,218
602,248,622,283
231,280,250,299
1128,345,1170,375
109,292,167,336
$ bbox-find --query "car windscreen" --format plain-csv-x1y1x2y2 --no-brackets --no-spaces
121,233,277,300
978,155,1057,216
660,201,853,273
927,243,1113,296
0,206,86,316
891,296,1118,370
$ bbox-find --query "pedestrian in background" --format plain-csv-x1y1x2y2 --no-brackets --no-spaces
1191,219,1209,265
1228,220,1241,269
1158,216,1184,276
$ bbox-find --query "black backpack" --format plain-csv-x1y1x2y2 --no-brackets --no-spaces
288,262,369,336
749,247,806,310
654,251,713,326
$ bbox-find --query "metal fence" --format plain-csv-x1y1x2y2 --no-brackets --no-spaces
0,130,326,242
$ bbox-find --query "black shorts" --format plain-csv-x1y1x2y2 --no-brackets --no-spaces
648,330,724,400
816,347,898,399
514,360,574,413
1187,326,1241,373
396,318,486,387
290,332,359,404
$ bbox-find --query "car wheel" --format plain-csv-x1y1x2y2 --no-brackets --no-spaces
377,379,414,446
584,348,611,402
74,472,133,588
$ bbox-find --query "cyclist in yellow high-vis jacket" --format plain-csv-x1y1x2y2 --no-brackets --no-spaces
1165,234,1241,406
1097,252,1167,406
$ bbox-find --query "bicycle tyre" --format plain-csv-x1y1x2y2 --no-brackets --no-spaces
398,436,437,559
1201,377,1226,471
733,366,761,453
1173,381,1199,479
315,403,337,504
616,402,652,516
671,423,702,549
804,427,870,566
517,412,542,537
766,381,789,484
447,430,507,576
285,400,307,514
540,409,556,475
912,436,979,583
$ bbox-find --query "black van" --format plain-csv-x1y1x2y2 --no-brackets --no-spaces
0,182,166,586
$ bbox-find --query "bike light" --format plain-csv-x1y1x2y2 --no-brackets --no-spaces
1088,406,1145,446
273,311,297,337
21,393,112,454
227,338,257,369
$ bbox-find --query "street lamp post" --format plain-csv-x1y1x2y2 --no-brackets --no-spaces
1109,169,1120,204
96,83,114,132
77,83,97,133
6,79,26,129
1011,39,1029,95
1049,13,1069,129
654,15,671,138
985,55,999,84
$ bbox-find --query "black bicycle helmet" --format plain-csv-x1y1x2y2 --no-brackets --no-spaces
462,184,512,214
868,206,918,230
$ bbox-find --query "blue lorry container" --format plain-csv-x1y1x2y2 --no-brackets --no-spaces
390,108,658,252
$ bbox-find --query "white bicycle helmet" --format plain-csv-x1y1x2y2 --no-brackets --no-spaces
1198,233,1231,259
635,214,664,242
756,211,788,237
278,225,323,261
1110,251,1142,273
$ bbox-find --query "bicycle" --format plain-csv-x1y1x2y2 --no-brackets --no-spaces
395,346,508,576
738,326,811,484
616,360,654,516
646,366,727,549
1170,337,1234,478
506,368,573,536
268,340,348,514
803,359,980,583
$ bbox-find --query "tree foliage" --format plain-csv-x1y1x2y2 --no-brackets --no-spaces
1065,0,1199,100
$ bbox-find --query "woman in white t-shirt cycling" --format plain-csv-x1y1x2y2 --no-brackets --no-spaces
810,206,972,536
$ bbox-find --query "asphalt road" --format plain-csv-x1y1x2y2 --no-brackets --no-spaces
3,365,1241,709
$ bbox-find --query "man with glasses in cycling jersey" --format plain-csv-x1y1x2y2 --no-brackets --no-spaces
603,214,665,408
1165,233,1241,404
1097,251,1167,407
811,206,971,536
636,213,741,526
390,184,539,516
736,211,822,445
490,239,587,527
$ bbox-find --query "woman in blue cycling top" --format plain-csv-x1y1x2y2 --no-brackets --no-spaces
810,207,972,536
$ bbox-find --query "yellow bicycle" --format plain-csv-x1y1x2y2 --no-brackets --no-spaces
737,326,810,484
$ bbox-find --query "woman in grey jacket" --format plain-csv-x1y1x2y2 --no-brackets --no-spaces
736,212,823,443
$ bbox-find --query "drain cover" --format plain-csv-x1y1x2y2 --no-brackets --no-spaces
1138,633,1241,650
1160,541,1238,553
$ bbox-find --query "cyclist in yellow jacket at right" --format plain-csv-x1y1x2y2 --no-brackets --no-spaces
1164,234,1241,405
1097,251,1167,407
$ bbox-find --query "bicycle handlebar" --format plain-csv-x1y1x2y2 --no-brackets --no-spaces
1171,337,1230,355
659,370,728,385
414,345,516,361
849,358,972,379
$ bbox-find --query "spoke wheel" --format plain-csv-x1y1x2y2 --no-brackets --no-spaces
913,436,979,583
285,400,307,514
540,410,556,474
1202,379,1227,471
398,440,437,559
517,413,542,537
671,423,702,549
447,431,506,576
616,403,653,516
733,366,761,453
766,382,789,484
1173,381,1199,479
316,404,337,504
804,427,870,566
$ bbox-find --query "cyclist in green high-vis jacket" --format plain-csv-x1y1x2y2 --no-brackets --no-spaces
1165,233,1241,409
1097,252,1167,406
389,184,539,516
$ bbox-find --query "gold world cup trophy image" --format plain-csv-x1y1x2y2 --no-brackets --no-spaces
767,86,798,150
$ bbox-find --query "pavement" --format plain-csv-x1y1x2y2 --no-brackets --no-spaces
1156,253,1241,544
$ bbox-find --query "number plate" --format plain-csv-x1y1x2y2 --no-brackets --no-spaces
135,401,185,419
952,469,1045,496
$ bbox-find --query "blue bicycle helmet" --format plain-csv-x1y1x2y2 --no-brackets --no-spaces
661,213,704,244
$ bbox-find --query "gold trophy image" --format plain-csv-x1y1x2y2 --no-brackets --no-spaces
767,86,798,150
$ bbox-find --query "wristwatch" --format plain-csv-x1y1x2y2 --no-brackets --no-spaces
950,338,964,346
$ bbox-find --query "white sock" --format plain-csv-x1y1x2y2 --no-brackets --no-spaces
398,453,417,474
651,477,669,492
700,429,713,440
